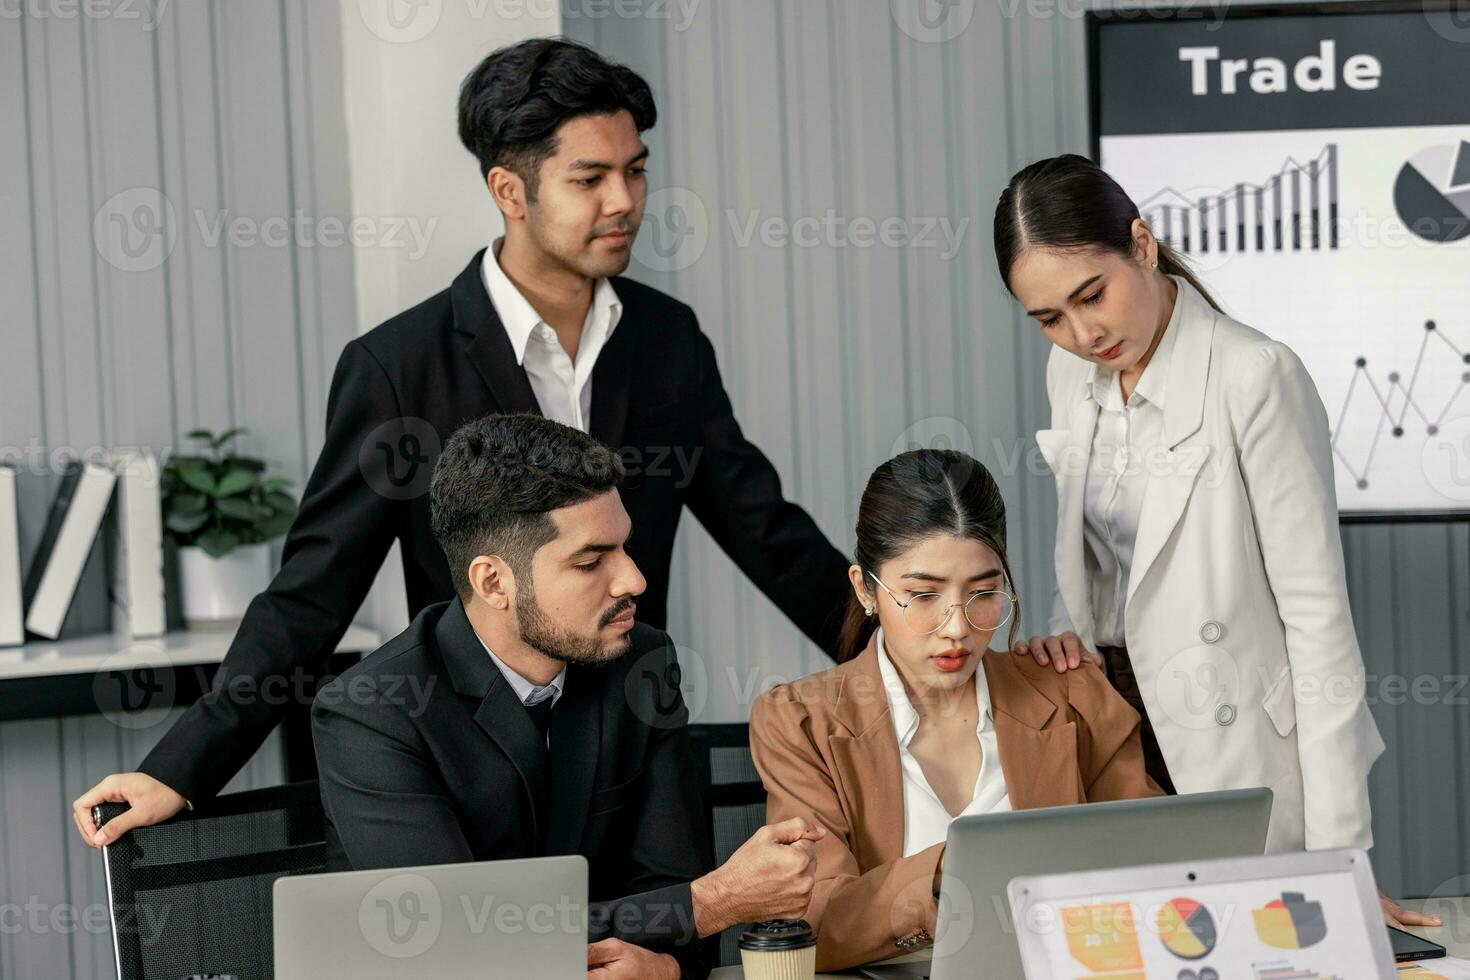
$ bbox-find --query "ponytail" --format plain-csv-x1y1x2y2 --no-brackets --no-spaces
836,592,876,664
1156,241,1224,314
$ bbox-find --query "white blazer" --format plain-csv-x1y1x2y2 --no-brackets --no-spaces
1035,276,1384,854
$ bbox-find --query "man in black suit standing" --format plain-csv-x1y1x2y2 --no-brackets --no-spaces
73,38,850,844
313,414,823,980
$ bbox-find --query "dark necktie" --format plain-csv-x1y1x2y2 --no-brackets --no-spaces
523,686,556,850
524,686,556,744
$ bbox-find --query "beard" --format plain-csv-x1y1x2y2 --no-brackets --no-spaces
515,582,636,668
525,204,636,280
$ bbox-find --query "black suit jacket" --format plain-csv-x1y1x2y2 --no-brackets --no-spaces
312,600,715,976
141,250,850,802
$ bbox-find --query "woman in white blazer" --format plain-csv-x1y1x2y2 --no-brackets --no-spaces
992,154,1436,929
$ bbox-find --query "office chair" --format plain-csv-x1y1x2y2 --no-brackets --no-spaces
94,780,326,980
687,722,769,967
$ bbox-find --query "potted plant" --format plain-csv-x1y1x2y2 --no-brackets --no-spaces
162,427,299,628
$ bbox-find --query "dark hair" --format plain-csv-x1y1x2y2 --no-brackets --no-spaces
430,414,625,601
993,154,1223,313
458,37,657,199
838,450,1021,662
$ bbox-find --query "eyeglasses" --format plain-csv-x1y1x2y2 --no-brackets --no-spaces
866,571,1017,635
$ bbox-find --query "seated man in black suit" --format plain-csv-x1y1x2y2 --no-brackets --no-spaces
312,414,824,979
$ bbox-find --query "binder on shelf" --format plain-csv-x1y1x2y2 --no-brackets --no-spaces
22,461,118,641
107,450,166,639
0,465,22,646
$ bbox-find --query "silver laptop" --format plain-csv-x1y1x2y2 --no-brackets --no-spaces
1009,848,1394,979
273,855,587,979
862,788,1273,980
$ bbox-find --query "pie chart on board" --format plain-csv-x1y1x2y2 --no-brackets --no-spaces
1393,141,1470,244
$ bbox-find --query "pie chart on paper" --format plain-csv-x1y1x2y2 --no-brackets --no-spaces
1393,141,1470,244
1156,897,1217,960
1253,892,1329,950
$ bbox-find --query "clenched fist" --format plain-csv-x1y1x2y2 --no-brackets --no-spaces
690,816,826,936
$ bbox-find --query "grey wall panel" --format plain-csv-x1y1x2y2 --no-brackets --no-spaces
947,0,1055,639
157,0,239,443
2,0,355,628
775,0,862,680
0,1,351,976
285,0,358,468
1349,521,1470,900
1346,523,1405,896
92,8,177,453
215,0,309,484
653,1,742,709
0,12,50,598
25,10,113,636
0,719,75,977
1453,524,1470,900
566,0,1468,899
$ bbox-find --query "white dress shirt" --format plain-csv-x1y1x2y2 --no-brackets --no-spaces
481,237,623,432
874,629,1011,857
477,633,565,745
1080,294,1184,647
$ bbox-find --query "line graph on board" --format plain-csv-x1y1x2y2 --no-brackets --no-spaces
1332,320,1470,489
1135,145,1340,256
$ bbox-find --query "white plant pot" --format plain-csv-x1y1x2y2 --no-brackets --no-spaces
179,542,272,629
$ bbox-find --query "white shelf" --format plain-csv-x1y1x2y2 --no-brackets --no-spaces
0,624,381,682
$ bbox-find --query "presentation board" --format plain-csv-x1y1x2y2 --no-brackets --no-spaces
1089,1,1470,518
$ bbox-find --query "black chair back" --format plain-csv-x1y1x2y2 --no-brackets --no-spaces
687,722,769,967
95,780,326,980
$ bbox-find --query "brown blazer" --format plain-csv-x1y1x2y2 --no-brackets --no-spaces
748,634,1163,972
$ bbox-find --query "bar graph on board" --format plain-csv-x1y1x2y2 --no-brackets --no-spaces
1135,145,1340,256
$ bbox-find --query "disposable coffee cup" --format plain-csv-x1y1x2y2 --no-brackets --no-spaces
738,919,817,980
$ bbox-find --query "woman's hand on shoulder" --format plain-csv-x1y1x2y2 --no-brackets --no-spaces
1012,632,1103,673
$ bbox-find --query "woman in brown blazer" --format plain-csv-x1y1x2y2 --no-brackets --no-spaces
748,449,1162,972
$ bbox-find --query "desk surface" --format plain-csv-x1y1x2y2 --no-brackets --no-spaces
708,897,1470,978
0,624,380,682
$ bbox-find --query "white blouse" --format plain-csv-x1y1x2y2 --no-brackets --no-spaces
874,629,1011,858
1080,291,1183,647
